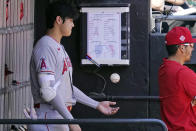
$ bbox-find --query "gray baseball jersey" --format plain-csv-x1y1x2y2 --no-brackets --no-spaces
30,35,76,106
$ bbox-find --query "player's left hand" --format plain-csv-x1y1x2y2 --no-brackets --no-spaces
97,101,119,115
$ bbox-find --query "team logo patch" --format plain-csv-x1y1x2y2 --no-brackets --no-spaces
179,35,185,41
40,58,46,69
62,60,67,75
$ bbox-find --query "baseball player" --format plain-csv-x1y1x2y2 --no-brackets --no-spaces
29,1,119,131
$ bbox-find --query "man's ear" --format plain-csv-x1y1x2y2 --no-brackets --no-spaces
56,16,62,24
179,45,185,53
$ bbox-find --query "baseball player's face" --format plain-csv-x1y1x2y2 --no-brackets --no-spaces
60,18,74,37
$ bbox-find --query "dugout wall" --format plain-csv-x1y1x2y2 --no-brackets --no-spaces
0,0,34,130
34,0,196,130
0,0,178,130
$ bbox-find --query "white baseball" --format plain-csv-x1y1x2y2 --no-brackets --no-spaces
110,73,120,83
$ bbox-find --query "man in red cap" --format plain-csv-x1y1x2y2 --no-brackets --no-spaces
159,26,196,131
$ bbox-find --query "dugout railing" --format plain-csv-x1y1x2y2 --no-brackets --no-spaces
0,118,167,131
0,95,165,131
154,15,196,33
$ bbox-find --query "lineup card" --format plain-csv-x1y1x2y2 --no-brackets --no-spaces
87,11,121,61
81,7,130,65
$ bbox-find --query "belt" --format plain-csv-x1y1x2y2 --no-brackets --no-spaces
34,103,72,112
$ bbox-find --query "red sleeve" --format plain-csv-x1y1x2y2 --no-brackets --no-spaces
177,67,196,99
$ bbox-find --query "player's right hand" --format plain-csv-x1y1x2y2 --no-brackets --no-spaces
97,101,119,115
69,124,81,131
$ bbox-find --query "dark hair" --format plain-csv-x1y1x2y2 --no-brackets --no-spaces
166,45,179,56
46,1,79,29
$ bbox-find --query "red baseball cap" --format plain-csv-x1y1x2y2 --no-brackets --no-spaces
165,26,196,46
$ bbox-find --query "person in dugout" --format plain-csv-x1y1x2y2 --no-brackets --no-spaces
159,26,196,131
27,1,119,131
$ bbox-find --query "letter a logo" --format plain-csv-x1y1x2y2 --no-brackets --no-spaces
62,60,67,75
40,58,46,69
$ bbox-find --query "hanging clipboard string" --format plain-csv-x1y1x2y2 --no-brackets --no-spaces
61,45,75,99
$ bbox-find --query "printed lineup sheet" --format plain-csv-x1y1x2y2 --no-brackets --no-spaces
87,12,121,61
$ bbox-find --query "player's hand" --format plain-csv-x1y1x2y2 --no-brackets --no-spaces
23,107,37,119
97,101,119,115
69,124,81,131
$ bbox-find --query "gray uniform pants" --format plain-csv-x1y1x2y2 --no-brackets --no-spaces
28,104,69,131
